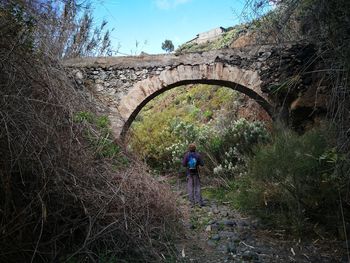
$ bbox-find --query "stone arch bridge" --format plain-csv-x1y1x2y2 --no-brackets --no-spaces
64,43,313,139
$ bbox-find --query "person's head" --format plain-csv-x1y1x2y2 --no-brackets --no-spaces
188,143,196,152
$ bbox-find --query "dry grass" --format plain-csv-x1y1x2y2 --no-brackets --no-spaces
0,3,181,262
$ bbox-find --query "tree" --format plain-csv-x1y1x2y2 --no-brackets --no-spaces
161,39,174,53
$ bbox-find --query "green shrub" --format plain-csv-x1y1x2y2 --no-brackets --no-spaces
210,118,270,178
204,110,213,120
129,85,241,172
239,127,348,236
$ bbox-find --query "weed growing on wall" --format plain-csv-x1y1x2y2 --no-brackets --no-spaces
74,111,128,163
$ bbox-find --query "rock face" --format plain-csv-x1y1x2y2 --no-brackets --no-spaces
64,43,328,138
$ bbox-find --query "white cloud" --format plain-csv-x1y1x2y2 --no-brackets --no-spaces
155,0,191,10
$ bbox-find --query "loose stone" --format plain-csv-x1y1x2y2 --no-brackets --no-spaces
211,234,220,241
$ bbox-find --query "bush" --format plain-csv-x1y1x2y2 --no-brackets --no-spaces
129,85,241,172
164,120,209,172
210,119,270,178
161,118,270,178
238,127,349,236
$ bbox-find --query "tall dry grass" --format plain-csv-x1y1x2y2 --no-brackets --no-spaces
0,1,181,262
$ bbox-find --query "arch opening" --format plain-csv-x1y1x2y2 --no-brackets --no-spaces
120,79,273,139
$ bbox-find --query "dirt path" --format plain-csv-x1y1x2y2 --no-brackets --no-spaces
169,177,348,263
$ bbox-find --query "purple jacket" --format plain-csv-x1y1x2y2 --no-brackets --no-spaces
182,151,204,175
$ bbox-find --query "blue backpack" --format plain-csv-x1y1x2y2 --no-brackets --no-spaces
188,153,197,173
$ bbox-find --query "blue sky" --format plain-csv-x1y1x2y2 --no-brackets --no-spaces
92,0,250,55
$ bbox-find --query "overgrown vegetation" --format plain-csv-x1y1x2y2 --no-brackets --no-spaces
240,126,349,236
74,111,128,161
129,84,269,175
0,1,180,262
201,125,349,237
235,0,350,238
2,0,350,260
200,0,350,240
131,0,350,244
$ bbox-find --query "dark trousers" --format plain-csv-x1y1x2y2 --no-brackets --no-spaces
187,173,202,205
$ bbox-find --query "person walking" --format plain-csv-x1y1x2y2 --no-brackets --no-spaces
182,143,204,207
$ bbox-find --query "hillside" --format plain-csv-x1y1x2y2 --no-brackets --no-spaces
176,24,251,53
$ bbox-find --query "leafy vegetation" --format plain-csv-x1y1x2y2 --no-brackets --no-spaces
211,119,269,177
129,85,237,169
229,0,350,239
237,126,349,237
129,81,349,239
129,84,269,175
201,125,349,237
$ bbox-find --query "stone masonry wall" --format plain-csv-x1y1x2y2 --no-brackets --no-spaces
64,42,325,138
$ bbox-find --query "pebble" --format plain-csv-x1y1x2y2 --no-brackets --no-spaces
211,234,221,241
207,240,216,247
211,223,220,231
213,208,220,214
208,219,217,225
217,244,227,252
205,225,212,232
219,231,237,239
237,220,249,227
221,211,229,217
223,219,236,227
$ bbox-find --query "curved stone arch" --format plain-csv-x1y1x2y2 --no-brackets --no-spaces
115,63,273,138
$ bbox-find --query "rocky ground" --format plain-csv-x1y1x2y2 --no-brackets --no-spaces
169,177,349,263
